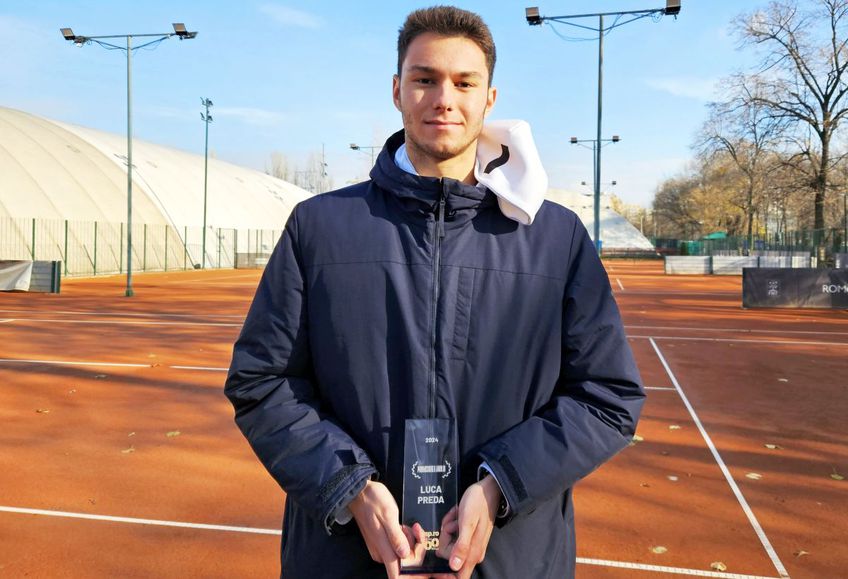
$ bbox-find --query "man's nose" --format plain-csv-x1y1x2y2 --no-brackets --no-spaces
432,81,455,110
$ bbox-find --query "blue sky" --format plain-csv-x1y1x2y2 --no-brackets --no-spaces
1,1,761,207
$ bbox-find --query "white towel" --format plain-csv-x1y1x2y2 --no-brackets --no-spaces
394,119,548,225
474,120,548,225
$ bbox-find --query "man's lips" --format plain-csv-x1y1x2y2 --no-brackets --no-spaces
425,120,462,127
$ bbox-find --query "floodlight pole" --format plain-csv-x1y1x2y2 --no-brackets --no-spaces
60,24,197,296
572,136,620,240
201,97,213,269
126,34,133,295
526,2,679,254
350,143,381,168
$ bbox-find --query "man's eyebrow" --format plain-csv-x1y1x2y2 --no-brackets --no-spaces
406,65,483,79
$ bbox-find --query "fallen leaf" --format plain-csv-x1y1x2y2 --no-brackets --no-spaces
94,374,107,380
660,451,670,456
121,446,135,454
651,546,667,554
640,482,650,488
710,562,727,571
667,475,679,482
778,378,789,382
128,432,136,437
746,472,763,480
831,473,844,481
669,425,682,430
35,408,50,414
150,363,161,368
88,498,96,505
68,389,76,394
793,550,809,558
166,431,181,438
764,444,782,450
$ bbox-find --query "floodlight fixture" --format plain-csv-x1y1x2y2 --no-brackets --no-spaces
570,137,578,144
172,23,198,39
350,143,360,150
60,27,75,40
664,0,681,16
525,7,542,26
612,135,621,143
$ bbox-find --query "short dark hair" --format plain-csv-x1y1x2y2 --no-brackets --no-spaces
397,6,496,85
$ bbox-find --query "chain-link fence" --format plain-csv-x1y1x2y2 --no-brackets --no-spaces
0,217,282,277
652,227,846,257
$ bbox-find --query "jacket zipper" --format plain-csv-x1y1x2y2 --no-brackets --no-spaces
429,181,446,418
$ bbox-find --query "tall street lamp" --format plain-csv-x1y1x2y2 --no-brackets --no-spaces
526,2,679,254
572,135,619,250
61,23,197,296
350,143,381,168
200,97,213,269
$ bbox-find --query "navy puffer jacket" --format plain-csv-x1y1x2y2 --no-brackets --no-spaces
225,130,644,578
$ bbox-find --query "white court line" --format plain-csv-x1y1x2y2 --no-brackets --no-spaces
0,358,150,368
0,506,781,578
171,365,228,372
0,318,240,328
617,278,625,291
645,386,676,391
0,506,279,536
649,339,789,579
626,324,848,337
0,359,226,372
631,335,848,347
578,557,779,579
0,319,13,323
0,308,245,320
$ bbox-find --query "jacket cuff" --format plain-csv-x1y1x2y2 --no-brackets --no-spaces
320,464,377,536
477,462,511,518
477,448,529,527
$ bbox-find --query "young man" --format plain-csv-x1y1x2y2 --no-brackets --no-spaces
225,6,644,579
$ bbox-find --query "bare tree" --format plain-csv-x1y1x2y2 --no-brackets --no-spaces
735,0,848,242
265,151,292,181
698,76,786,253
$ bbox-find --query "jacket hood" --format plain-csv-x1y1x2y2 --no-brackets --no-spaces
370,130,497,218
371,123,547,225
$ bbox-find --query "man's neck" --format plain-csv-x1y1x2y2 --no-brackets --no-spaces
405,140,478,186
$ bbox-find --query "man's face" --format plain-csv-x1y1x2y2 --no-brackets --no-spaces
393,32,496,163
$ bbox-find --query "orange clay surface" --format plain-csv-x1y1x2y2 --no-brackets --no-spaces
0,262,845,578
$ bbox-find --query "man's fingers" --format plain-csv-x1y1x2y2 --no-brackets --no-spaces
384,557,401,579
448,518,477,571
385,519,411,559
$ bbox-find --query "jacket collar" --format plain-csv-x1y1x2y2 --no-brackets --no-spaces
370,129,497,217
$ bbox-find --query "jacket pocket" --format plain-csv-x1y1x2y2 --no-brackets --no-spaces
450,267,475,360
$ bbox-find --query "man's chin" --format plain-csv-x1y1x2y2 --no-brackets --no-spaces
418,140,473,161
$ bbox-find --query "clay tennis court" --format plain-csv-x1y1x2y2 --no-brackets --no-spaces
1,261,845,578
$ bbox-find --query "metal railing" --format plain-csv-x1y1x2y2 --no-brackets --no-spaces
0,217,282,277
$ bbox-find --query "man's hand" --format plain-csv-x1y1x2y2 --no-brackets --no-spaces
348,480,412,579
439,475,502,579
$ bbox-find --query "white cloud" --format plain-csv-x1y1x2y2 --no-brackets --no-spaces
258,4,323,29
644,76,719,101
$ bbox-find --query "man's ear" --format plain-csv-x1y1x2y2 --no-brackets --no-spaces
484,86,497,118
392,74,402,112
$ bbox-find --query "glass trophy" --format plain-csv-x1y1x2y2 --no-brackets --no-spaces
400,418,459,574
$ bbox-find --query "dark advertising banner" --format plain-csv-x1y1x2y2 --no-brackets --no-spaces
743,268,848,309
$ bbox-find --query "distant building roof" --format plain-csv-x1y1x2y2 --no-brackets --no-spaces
545,188,654,250
0,105,311,230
